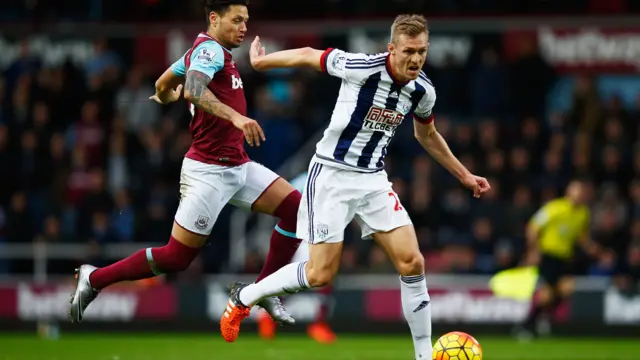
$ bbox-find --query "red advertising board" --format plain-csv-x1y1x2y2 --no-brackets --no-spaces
0,282,176,321
504,27,640,74
366,288,531,324
365,287,571,324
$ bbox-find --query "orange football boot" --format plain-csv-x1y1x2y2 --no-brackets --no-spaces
258,311,277,340
307,322,337,344
220,283,251,343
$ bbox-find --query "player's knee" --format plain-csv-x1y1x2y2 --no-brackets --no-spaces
153,236,200,273
305,261,336,288
538,285,554,303
274,190,301,223
396,251,425,277
557,277,575,297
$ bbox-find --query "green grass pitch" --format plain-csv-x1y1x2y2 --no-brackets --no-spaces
0,333,637,360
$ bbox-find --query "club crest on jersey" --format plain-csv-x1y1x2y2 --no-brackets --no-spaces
196,48,214,63
315,223,329,240
363,105,404,133
195,215,210,230
332,54,346,70
399,100,412,114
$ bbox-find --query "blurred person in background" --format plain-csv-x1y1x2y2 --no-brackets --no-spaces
515,179,603,339
115,67,160,132
69,0,314,329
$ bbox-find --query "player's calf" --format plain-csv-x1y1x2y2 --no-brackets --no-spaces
69,225,204,323
305,242,342,287
306,260,339,288
89,233,201,290
254,187,303,282
252,185,302,325
373,226,432,360
220,243,341,342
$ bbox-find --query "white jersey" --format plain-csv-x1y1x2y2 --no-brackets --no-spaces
314,48,436,172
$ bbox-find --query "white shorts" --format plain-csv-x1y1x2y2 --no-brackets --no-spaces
174,157,279,235
296,158,412,244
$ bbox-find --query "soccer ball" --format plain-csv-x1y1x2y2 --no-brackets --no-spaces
432,331,482,360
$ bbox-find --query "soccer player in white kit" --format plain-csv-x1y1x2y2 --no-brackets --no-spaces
220,15,491,357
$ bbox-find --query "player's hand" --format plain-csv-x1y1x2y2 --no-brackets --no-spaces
249,36,266,69
520,250,540,267
233,116,266,147
149,85,183,104
461,174,491,198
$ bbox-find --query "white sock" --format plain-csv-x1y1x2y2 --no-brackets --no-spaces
239,261,310,306
400,274,432,360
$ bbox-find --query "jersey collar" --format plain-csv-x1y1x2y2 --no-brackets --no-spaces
386,54,409,87
199,32,232,54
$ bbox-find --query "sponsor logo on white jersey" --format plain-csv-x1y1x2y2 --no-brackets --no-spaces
363,105,404,133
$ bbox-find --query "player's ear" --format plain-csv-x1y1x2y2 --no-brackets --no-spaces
387,42,395,54
209,12,218,26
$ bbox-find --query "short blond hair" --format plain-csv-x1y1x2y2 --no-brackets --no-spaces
390,14,428,43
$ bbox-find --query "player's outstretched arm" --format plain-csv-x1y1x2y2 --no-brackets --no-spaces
150,67,184,104
184,70,265,146
249,36,324,72
413,120,490,198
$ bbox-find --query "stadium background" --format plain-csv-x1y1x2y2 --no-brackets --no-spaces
1,1,640,359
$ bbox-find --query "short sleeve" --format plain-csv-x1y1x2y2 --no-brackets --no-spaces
413,87,436,124
530,202,555,229
321,48,386,82
188,41,225,79
170,51,188,76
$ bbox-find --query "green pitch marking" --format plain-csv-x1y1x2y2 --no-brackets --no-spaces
0,334,637,360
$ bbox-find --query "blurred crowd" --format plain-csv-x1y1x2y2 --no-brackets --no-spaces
0,38,317,274
2,0,639,22
0,31,639,283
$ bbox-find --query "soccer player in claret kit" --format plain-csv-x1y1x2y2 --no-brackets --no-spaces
220,14,491,359
68,0,305,326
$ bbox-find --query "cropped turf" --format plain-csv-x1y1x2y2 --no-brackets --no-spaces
0,333,637,360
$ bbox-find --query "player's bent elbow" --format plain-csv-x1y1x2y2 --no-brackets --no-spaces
396,252,425,277
299,47,317,57
413,127,431,144
155,79,166,92
413,130,423,142
299,47,324,69
183,89,195,102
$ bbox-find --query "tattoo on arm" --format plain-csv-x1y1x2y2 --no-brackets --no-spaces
185,70,240,123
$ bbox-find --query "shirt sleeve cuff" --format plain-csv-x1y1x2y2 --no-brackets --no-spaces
413,113,434,124
320,48,335,73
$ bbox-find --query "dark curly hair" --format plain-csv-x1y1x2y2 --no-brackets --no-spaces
204,0,249,23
